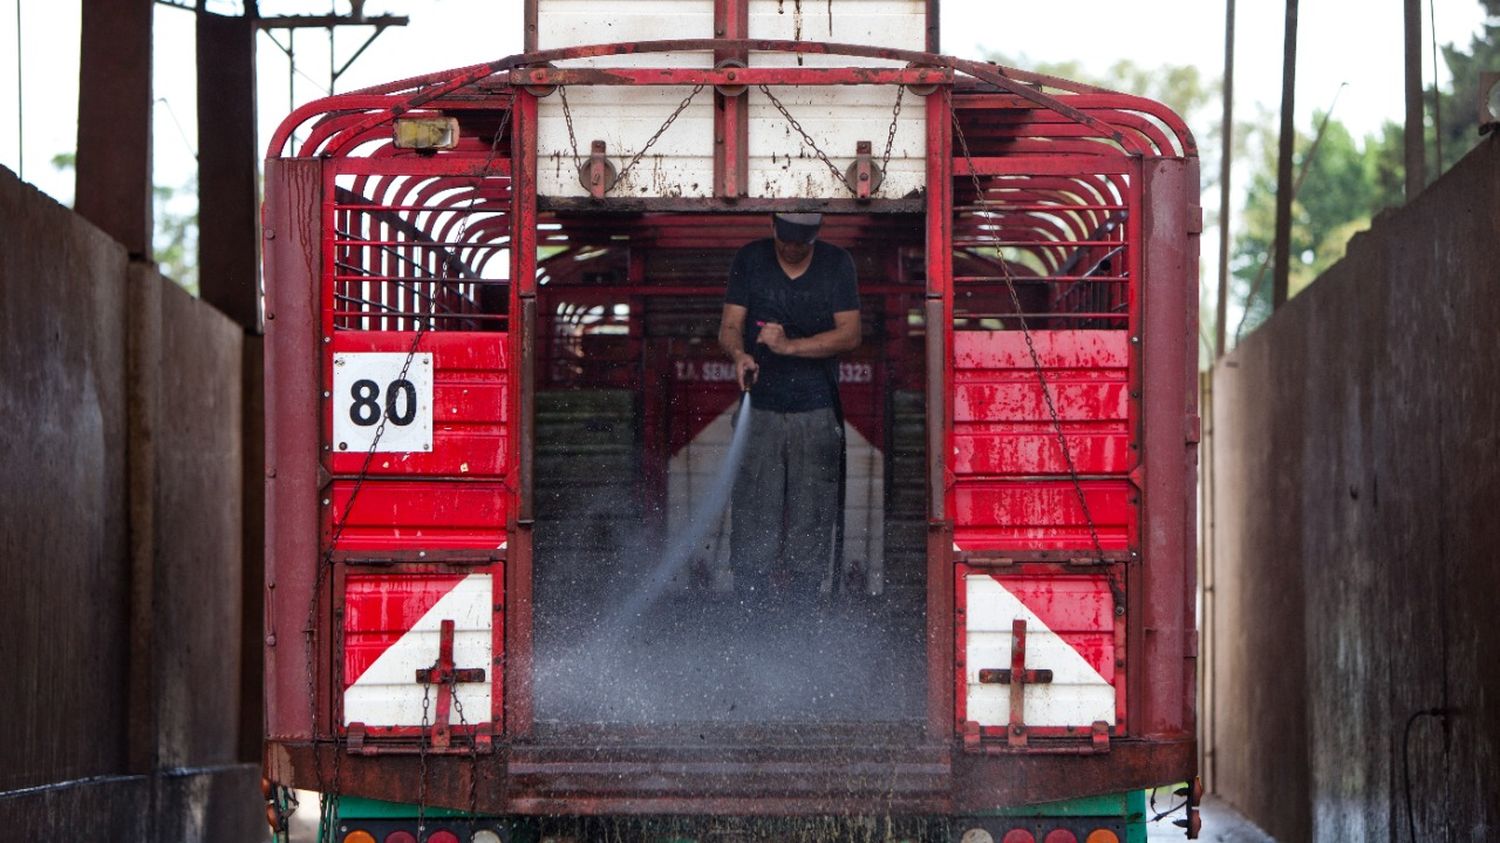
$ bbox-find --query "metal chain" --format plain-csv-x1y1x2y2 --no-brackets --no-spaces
303,106,512,842
557,84,582,171
879,84,905,183
949,93,1108,564
757,83,856,195
418,684,431,837
612,83,706,192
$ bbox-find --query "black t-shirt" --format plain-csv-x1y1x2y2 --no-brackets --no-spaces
725,239,860,412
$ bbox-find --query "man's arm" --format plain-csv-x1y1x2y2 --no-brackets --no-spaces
719,303,758,389
756,310,861,358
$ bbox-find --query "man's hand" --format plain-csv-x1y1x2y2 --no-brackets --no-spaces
734,351,759,391
756,321,793,355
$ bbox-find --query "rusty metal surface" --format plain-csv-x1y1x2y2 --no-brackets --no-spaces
1138,158,1199,740
155,274,247,766
240,337,267,763
0,169,132,792
264,159,327,741
0,166,264,840
1209,139,1500,841
196,11,262,334
266,736,1191,814
74,0,153,257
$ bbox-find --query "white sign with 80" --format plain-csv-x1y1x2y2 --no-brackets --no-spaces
332,352,434,453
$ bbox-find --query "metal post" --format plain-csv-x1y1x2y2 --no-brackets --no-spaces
14,0,21,180
197,11,262,332
76,0,153,258
1214,0,1235,356
1271,0,1298,310
1404,0,1426,199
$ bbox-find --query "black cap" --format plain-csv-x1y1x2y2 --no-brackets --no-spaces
773,212,823,244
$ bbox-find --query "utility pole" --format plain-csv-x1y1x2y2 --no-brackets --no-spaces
1404,0,1426,200
1271,0,1298,310
1215,0,1235,356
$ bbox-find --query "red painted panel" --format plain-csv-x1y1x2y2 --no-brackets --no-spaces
330,480,509,550
331,331,510,479
343,573,467,685
997,573,1116,681
954,424,1129,476
954,330,1127,370
953,380,1126,423
952,330,1132,551
953,480,1130,551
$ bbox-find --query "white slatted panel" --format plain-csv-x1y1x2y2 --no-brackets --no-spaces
747,0,926,198
537,0,715,198
535,0,927,199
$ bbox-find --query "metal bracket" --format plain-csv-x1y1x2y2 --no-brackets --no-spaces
979,619,1051,747
714,58,749,97
1091,719,1111,752
845,140,883,200
579,139,619,199
414,618,487,748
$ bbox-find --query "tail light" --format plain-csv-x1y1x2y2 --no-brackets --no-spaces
339,832,376,843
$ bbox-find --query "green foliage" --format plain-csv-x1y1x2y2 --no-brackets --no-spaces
1230,113,1392,339
154,178,200,295
1233,1,1497,341
1431,15,1500,171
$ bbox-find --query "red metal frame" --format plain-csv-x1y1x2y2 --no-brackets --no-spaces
262,34,1199,815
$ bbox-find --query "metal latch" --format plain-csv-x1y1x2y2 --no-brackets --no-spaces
414,618,487,748
977,618,1054,748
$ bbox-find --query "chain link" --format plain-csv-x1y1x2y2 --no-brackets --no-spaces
880,84,905,180
558,83,706,197
949,93,1108,564
304,105,511,841
612,84,706,191
757,83,855,195
557,84,583,172
418,683,431,837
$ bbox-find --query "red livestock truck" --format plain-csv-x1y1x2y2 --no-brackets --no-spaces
261,3,1201,841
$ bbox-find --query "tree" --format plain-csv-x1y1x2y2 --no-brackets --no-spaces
1230,112,1399,340
1430,7,1500,174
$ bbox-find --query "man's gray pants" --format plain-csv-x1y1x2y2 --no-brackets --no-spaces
730,405,842,610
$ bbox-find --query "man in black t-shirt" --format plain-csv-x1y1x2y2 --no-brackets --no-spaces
718,212,860,615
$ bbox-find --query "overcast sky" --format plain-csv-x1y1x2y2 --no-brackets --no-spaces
0,0,1488,209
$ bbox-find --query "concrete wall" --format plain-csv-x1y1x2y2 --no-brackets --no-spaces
0,167,263,840
1207,137,1500,841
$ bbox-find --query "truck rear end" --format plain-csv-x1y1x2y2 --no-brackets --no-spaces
262,2,1201,840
